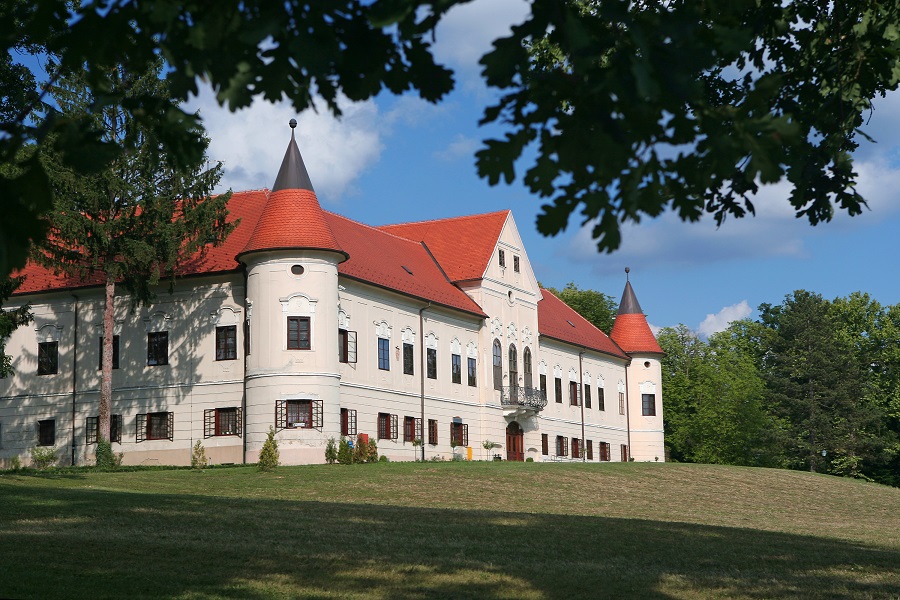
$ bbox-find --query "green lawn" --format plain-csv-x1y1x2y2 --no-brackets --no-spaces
1,462,898,599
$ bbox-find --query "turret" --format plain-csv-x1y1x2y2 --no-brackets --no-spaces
238,120,347,464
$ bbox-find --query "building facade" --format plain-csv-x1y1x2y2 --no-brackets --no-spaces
0,125,665,467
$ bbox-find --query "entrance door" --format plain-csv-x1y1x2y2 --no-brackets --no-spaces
506,421,524,462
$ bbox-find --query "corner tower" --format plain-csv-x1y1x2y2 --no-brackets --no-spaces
610,268,665,462
237,120,348,464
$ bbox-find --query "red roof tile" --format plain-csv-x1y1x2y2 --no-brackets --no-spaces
379,211,508,282
610,313,663,355
537,289,628,359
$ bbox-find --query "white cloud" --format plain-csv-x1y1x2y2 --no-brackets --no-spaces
185,86,384,203
697,301,753,337
434,134,481,162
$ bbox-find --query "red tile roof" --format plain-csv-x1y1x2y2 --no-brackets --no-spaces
537,289,628,359
237,188,345,260
378,211,508,282
610,314,664,355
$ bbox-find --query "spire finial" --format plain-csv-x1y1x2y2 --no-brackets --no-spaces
289,118,297,129
625,266,630,281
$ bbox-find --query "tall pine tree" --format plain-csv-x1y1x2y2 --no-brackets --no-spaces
33,60,235,449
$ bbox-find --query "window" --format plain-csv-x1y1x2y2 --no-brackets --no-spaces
338,329,358,364
404,416,421,443
572,438,581,459
378,413,398,440
427,348,437,379
642,393,656,416
508,344,518,388
586,440,594,460
541,433,548,455
147,331,169,366
621,444,629,462
600,442,611,462
556,435,568,457
492,339,502,390
428,419,438,445
341,408,357,436
98,335,120,370
214,326,237,361
275,399,323,430
540,374,547,398
619,392,625,415
555,377,562,403
86,414,123,444
513,255,520,272
287,316,310,350
136,412,173,442
450,422,469,447
467,357,477,387
598,387,605,411
403,342,414,375
451,353,461,384
37,419,55,446
585,385,592,409
523,348,532,388
204,407,242,437
569,381,579,406
498,249,505,267
37,341,58,375
377,337,390,370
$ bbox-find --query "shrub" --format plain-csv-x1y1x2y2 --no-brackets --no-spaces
95,440,123,469
30,446,57,469
365,438,379,463
325,437,338,464
10,455,22,470
191,440,209,469
378,454,389,462
525,457,534,462
337,437,354,464
258,427,280,472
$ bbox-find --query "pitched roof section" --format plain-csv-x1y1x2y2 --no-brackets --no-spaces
610,281,663,355
537,289,628,359
378,211,508,282
326,212,486,317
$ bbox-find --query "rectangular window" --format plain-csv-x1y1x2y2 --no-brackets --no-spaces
287,316,311,350
37,341,58,375
513,255,520,272
598,387,605,411
540,374,547,398
98,335,120,370
204,407,242,437
555,377,562,403
136,412,173,442
377,337,390,370
541,433,548,456
403,342,414,375
274,399,324,430
450,422,469,447
451,353,461,384
586,440,594,460
569,381,579,406
37,419,55,446
428,419,438,445
378,412,398,440
467,357,477,386
585,385,592,409
338,329,357,364
404,416,417,443
600,442,611,462
341,408,358,436
621,444,629,462
572,438,581,459
556,435,568,457
427,348,437,379
147,331,169,366
86,414,123,444
215,326,237,361
619,392,625,415
642,393,656,416
498,249,505,267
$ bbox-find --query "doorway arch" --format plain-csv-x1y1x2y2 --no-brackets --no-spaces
506,421,524,462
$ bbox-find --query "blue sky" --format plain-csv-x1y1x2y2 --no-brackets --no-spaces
187,0,900,336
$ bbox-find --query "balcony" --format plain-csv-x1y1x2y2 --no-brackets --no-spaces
500,386,547,416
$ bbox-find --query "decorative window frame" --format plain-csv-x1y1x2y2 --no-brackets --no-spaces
281,293,316,351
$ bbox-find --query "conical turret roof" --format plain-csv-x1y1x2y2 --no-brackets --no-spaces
610,274,663,355
238,121,346,261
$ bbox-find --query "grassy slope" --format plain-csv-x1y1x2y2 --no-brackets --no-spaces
1,462,898,599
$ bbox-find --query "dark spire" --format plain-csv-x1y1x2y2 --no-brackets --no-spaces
617,279,643,315
272,119,315,193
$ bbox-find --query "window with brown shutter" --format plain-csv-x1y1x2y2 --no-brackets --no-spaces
541,433,548,455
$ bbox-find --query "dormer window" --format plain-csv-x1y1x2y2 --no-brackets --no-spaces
498,249,506,268
513,255,520,272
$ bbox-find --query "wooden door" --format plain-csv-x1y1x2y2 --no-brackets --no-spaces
506,421,524,462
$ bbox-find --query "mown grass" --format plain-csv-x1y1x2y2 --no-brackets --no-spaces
1,462,898,599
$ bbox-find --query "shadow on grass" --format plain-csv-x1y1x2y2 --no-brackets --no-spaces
1,485,898,599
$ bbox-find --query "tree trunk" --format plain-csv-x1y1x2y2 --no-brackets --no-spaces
99,273,115,443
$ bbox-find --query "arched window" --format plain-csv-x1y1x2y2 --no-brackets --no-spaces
492,339,502,390
523,348,532,389
509,344,518,389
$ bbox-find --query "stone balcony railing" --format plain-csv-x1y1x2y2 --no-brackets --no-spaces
500,386,548,413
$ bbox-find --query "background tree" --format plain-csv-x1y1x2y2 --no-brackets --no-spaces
3,1,900,274
33,60,234,449
545,282,617,333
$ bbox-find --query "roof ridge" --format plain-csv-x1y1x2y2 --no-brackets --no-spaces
380,209,510,229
